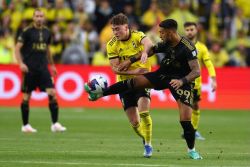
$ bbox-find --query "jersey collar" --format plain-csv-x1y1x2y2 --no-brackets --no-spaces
120,29,131,41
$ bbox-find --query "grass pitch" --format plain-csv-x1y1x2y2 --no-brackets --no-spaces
0,107,249,167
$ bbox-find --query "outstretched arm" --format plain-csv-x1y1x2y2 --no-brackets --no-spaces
110,58,149,75
117,46,155,71
140,36,153,64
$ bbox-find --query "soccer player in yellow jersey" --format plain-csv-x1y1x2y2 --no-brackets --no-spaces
106,13,153,157
184,22,217,140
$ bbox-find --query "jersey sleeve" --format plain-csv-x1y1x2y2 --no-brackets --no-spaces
186,48,198,61
135,31,146,43
201,45,216,77
152,42,166,53
48,30,52,44
17,29,27,44
106,42,118,59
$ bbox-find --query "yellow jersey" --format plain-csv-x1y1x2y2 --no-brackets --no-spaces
195,41,216,89
107,31,151,81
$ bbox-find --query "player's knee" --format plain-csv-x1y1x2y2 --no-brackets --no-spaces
47,89,56,96
181,116,191,121
47,90,57,101
22,97,30,102
180,109,192,121
22,93,31,101
48,94,57,103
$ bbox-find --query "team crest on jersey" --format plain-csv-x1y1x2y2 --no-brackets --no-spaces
18,36,22,41
192,50,197,57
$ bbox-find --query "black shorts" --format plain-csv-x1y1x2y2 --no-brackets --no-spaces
21,69,54,93
193,88,201,102
144,70,194,107
119,89,151,111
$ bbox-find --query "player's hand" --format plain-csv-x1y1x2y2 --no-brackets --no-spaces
140,52,148,64
118,59,131,71
20,63,29,73
132,68,149,75
170,79,183,90
51,65,57,76
211,78,217,92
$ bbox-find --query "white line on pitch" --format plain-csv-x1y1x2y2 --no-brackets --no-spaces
0,160,170,167
0,150,249,155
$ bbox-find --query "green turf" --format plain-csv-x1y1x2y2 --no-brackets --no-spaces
0,107,249,167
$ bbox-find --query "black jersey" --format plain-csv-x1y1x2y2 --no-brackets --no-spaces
153,37,198,79
17,24,52,71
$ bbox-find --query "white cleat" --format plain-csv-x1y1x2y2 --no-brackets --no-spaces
51,122,67,132
195,131,205,140
21,124,37,133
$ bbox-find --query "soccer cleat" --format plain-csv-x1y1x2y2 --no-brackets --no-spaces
84,83,92,93
51,122,67,132
195,131,205,140
21,124,37,133
88,93,103,101
181,131,205,140
188,150,203,160
144,145,153,158
84,83,102,101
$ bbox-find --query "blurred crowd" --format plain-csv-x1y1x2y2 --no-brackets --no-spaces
0,0,250,66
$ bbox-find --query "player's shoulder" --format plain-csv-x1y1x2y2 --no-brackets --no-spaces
131,30,145,38
180,37,195,51
195,41,207,49
107,36,117,47
22,24,34,33
43,26,52,37
43,26,51,32
131,30,143,34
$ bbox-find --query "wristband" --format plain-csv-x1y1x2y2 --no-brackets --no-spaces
181,77,188,85
130,56,138,63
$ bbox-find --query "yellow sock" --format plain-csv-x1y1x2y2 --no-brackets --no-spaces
140,111,152,145
131,122,145,140
191,109,200,130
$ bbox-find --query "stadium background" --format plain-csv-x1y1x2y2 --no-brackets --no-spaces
0,0,250,66
0,1,249,167
0,0,250,110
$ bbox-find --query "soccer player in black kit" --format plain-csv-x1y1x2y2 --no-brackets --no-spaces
15,9,66,133
85,19,202,159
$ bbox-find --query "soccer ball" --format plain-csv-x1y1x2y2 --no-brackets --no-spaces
88,75,108,94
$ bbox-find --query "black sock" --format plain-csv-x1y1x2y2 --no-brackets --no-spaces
103,79,134,96
21,101,29,125
49,96,58,123
180,121,195,149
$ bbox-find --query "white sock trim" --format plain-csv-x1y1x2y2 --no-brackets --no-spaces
188,148,195,152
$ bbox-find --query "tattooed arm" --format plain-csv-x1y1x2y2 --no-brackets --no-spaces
184,59,200,83
170,59,200,90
